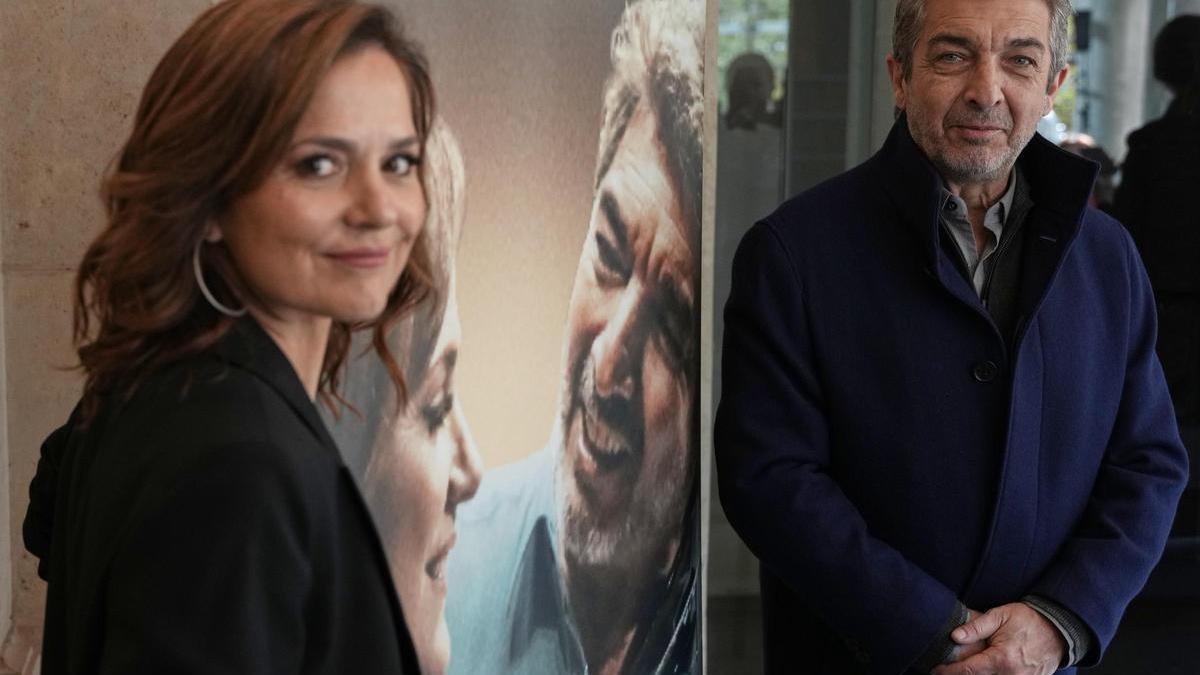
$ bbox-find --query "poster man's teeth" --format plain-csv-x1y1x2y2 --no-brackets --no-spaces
585,402,629,458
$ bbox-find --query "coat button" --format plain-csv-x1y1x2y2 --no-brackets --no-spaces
972,360,999,382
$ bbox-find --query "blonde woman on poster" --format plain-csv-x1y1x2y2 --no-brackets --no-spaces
444,1,704,673
326,118,483,675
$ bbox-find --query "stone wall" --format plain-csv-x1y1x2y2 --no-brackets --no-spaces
0,2,217,670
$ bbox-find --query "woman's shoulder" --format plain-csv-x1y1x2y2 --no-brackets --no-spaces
129,356,288,439
101,354,338,485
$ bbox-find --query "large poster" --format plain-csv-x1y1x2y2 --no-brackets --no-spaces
324,1,705,673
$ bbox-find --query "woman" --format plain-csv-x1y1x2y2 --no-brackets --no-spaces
326,119,483,675
23,0,435,671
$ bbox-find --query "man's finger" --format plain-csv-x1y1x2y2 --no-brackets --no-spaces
952,607,1004,645
933,648,1001,675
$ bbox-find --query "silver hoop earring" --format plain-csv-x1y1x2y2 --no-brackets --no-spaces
193,240,247,318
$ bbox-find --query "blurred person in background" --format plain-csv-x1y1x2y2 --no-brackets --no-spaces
1114,15,1200,447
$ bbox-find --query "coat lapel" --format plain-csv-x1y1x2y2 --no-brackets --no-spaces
872,116,1100,345
874,117,990,319
1010,134,1099,350
871,117,1107,605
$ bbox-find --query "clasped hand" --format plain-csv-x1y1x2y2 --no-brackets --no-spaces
931,603,1064,675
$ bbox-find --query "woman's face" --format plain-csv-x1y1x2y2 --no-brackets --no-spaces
364,284,482,675
217,46,426,330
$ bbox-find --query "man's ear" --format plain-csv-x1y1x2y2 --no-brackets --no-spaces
1044,66,1069,115
886,54,907,111
204,221,224,243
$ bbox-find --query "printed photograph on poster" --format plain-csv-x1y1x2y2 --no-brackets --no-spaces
323,1,705,674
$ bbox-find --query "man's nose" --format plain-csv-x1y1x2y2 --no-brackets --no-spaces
591,289,642,401
964,58,1004,109
446,401,482,508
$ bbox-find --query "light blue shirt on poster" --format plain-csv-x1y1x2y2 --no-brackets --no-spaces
444,446,699,675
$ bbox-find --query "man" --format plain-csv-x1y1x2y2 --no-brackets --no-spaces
445,1,703,673
715,1,1189,674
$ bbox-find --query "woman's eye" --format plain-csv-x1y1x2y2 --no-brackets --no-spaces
421,394,453,434
296,155,338,177
386,154,420,177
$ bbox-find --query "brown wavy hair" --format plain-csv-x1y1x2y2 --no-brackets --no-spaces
74,0,435,420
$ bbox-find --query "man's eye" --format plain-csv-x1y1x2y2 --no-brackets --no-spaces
656,291,694,368
937,52,965,63
656,311,693,369
386,153,420,177
1011,55,1036,68
594,231,628,284
421,394,453,434
296,155,338,177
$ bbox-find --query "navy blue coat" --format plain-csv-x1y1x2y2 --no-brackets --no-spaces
714,119,1189,675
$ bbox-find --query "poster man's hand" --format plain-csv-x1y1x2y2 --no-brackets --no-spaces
932,603,1063,675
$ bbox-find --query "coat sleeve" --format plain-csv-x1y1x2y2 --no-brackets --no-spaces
714,221,959,674
97,440,315,674
1027,235,1189,667
24,404,82,580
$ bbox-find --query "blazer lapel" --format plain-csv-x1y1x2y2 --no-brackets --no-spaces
212,318,342,459
214,318,421,668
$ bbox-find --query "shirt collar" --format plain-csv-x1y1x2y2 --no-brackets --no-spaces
505,454,588,673
938,166,1019,236
504,451,699,675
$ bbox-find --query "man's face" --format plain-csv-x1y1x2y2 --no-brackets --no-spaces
557,101,697,586
887,0,1068,187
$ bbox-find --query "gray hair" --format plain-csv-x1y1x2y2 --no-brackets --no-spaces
593,0,704,231
892,0,1072,90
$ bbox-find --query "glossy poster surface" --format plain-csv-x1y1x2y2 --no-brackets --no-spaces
323,1,705,673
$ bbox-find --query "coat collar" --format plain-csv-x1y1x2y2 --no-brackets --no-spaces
871,114,1099,270
210,316,342,459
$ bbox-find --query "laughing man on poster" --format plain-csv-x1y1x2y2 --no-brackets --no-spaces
444,1,704,673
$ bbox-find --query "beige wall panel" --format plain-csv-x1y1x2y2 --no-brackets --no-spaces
393,0,625,467
0,1,213,274
3,271,79,636
0,239,9,647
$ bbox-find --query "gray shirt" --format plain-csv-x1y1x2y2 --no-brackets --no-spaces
444,446,698,674
938,172,1018,296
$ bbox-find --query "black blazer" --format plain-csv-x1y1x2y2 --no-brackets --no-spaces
24,318,419,674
